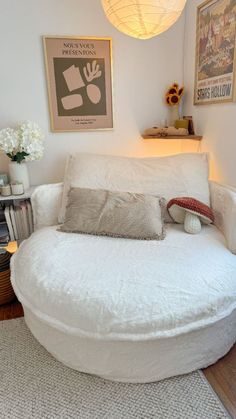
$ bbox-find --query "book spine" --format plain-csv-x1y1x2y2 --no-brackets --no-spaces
26,201,34,234
14,206,24,241
9,205,19,241
20,202,30,239
4,206,15,241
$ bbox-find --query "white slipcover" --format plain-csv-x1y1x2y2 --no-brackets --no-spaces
59,153,210,223
31,181,236,254
11,222,236,382
210,181,236,254
12,152,236,383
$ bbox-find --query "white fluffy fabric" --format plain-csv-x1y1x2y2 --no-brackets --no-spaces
15,179,236,382
58,153,210,223
31,181,236,255
11,224,236,340
31,183,63,231
210,181,236,254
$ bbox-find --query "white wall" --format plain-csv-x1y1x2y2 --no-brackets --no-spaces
0,0,186,185
184,0,236,187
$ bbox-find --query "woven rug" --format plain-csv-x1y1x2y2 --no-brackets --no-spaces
0,318,230,419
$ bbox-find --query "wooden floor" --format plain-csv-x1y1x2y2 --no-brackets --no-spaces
0,300,235,418
204,346,236,418
0,298,23,320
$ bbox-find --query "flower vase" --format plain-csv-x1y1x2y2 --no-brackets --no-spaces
169,105,180,126
9,161,30,190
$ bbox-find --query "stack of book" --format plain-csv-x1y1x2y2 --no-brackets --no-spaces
1,200,33,242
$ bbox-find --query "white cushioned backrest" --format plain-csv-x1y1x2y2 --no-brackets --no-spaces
32,183,63,230
59,152,210,223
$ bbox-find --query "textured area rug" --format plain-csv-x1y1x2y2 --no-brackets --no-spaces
0,318,230,419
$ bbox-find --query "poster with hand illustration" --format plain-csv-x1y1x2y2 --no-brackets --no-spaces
43,37,113,131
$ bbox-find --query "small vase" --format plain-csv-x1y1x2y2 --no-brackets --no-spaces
169,105,180,126
9,161,30,190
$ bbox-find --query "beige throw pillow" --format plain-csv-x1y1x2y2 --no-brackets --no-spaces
59,187,166,240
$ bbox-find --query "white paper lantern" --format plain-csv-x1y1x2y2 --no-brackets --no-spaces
101,0,187,40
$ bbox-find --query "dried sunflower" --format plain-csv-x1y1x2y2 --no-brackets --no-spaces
165,83,184,107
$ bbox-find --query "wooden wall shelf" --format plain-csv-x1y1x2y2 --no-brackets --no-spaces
142,135,203,141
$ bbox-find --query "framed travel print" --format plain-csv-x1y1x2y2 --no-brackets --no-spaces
43,36,113,131
194,0,236,105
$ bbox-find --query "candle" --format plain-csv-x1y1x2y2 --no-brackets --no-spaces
1,184,11,196
11,183,24,195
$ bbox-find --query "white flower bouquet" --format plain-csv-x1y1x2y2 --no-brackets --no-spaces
0,121,44,164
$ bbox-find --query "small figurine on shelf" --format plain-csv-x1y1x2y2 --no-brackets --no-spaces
165,82,184,125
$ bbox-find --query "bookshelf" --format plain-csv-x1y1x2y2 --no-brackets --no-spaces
0,187,38,305
0,186,38,244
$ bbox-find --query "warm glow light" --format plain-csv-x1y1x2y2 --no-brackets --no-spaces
4,241,18,254
101,0,187,40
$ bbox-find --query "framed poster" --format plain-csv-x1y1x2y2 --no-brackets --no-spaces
194,0,236,105
43,36,113,131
